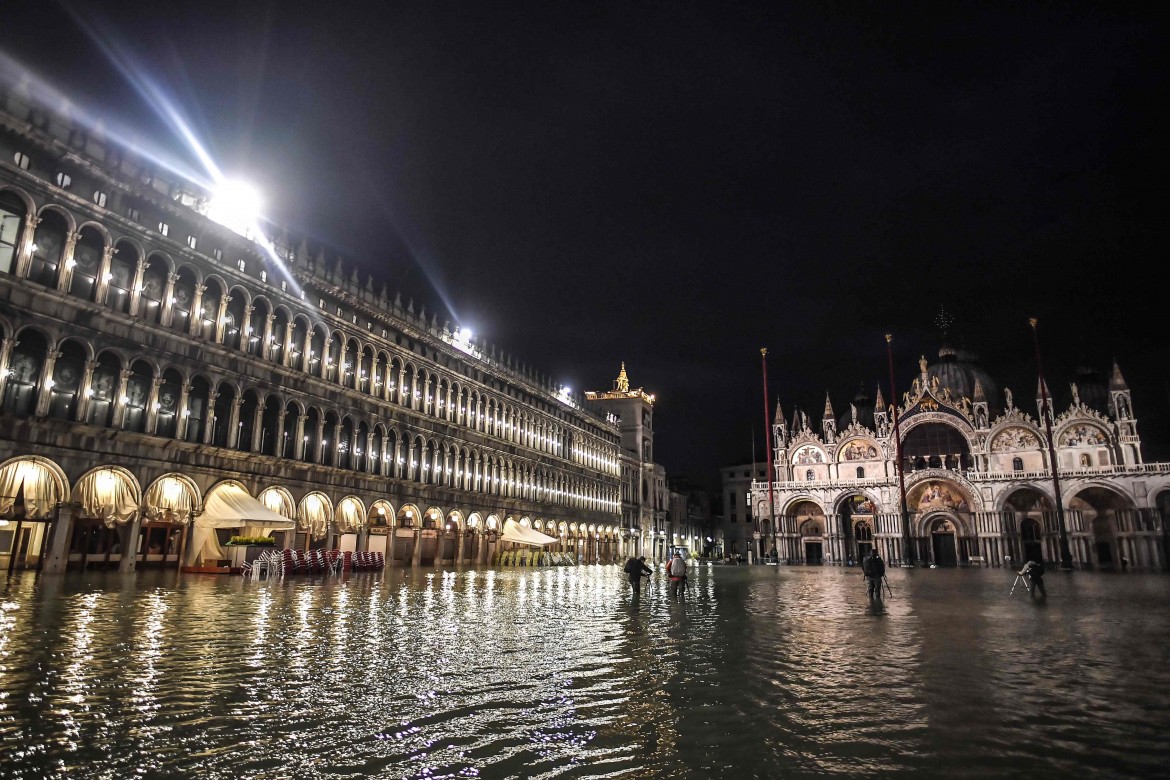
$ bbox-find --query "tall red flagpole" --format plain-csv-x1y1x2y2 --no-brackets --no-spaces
761,348,774,563
1029,318,1074,570
886,334,913,566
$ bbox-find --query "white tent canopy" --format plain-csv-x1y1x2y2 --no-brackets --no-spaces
501,518,557,546
188,483,296,566
199,483,296,530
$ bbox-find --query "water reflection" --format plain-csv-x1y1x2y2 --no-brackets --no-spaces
0,566,1168,778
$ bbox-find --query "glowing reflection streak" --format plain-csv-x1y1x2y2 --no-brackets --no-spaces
57,592,102,753
129,590,168,728
0,600,20,715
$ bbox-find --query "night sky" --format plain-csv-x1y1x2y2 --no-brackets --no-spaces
4,2,1168,489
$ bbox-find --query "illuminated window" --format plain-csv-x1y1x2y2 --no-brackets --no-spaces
93,190,108,207
260,270,267,283
55,172,72,188
186,236,197,250
13,152,29,170
127,207,141,221
213,248,223,261
158,222,169,236
237,259,246,272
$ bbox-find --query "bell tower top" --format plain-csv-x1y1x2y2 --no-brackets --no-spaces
615,362,630,392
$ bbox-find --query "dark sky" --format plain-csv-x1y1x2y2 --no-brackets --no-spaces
5,1,1169,489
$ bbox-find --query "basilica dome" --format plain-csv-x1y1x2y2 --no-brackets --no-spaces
837,384,876,432
926,342,1001,411
1073,363,1109,414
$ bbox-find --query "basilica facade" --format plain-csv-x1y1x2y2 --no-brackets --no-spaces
0,92,642,574
751,346,1170,570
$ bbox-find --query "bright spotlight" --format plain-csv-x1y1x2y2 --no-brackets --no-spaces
206,180,262,237
458,327,473,342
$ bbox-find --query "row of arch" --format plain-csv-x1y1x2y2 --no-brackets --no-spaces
0,327,620,512
0,455,634,540
0,185,620,476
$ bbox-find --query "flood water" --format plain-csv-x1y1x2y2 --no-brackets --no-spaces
1,564,1167,779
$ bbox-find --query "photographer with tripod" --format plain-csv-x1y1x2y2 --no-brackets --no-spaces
1017,558,1046,598
861,547,886,599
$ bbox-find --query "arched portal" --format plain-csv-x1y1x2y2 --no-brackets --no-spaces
928,515,958,567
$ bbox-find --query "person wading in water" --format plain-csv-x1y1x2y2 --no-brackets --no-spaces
862,548,885,598
623,555,653,597
667,552,688,600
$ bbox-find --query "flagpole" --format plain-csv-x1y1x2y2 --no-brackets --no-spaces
1029,318,1074,570
761,348,774,563
886,334,913,566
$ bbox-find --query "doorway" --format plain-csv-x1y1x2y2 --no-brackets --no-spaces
932,533,957,566
929,517,958,567
804,541,823,565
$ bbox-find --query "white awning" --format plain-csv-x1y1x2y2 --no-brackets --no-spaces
500,518,557,546
197,483,296,530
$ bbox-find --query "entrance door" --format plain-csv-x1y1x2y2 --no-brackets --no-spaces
1096,541,1112,566
805,542,823,565
932,533,957,567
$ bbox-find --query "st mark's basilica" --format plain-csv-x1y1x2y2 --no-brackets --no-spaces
750,343,1170,570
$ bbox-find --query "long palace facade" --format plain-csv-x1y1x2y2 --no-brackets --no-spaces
0,93,632,574
750,346,1170,570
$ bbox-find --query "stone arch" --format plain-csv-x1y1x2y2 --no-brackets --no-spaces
0,455,70,519
71,465,142,525
258,486,296,521
298,490,333,539
397,502,421,528
336,495,366,533
144,473,201,523
368,499,395,527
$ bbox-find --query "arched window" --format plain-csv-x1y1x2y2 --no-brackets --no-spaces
198,281,223,339
68,227,103,299
223,292,248,350
282,403,299,459
29,209,68,287
2,331,47,415
236,391,260,452
259,396,281,456
154,369,183,438
86,352,121,427
185,377,211,443
806,469,815,481
211,385,236,447
105,241,137,313
0,190,28,275
1079,453,1091,467
121,361,153,433
302,408,320,463
48,340,87,420
856,466,865,479
171,267,198,332
1012,457,1024,472
139,257,167,323
247,299,270,357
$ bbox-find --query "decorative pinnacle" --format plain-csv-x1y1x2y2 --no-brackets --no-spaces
1028,317,1038,328
885,333,892,343
760,347,767,357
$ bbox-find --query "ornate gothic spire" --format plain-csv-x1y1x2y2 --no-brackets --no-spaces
1109,360,1129,391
